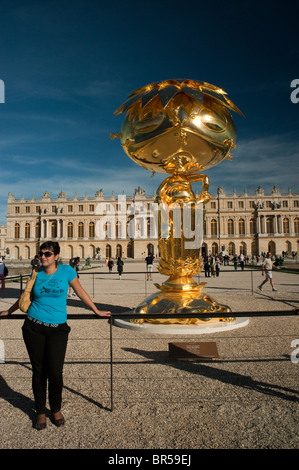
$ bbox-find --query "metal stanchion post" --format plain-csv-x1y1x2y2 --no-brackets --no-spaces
110,316,113,412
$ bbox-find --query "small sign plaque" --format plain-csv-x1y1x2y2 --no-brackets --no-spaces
169,342,219,360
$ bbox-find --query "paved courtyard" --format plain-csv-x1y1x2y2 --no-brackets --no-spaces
0,261,298,450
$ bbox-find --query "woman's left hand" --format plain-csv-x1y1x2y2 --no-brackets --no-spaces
95,309,111,318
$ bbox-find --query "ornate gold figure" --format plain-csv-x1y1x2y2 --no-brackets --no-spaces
112,79,243,324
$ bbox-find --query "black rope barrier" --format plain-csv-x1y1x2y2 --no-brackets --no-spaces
1,310,298,411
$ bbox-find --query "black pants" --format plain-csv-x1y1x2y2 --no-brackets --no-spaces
22,318,71,415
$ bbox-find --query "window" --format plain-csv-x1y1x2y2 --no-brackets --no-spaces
266,201,271,208
89,204,94,212
294,218,299,233
294,200,299,208
15,206,20,214
36,206,41,213
266,217,273,233
283,200,288,208
52,206,57,213
212,242,218,255
68,205,73,213
228,242,235,256
238,201,244,208
25,223,30,239
211,219,217,236
283,218,290,234
250,219,256,234
249,201,255,208
211,202,216,209
239,219,245,235
89,221,95,238
25,206,30,213
79,205,83,212
227,201,233,209
116,244,122,258
15,223,20,239
78,222,84,238
228,219,234,235
51,221,57,238
67,222,73,238
35,223,41,238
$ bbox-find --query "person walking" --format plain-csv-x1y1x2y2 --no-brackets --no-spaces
108,257,114,273
117,257,124,279
0,241,110,430
258,251,280,292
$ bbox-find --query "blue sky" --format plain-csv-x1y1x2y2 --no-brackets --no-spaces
0,0,298,224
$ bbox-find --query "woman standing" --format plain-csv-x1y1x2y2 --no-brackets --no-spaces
0,241,110,430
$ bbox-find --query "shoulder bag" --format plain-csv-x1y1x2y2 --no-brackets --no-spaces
19,269,38,313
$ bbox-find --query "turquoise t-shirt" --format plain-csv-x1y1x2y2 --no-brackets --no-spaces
27,264,77,324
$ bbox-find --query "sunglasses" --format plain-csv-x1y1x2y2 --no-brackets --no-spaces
38,251,54,258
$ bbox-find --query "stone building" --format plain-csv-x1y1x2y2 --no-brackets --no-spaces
4,186,299,261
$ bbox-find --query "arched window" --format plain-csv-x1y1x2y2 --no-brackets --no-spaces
250,218,256,235
106,244,112,258
228,219,234,235
67,222,73,238
228,242,235,256
35,222,41,239
116,244,122,258
15,223,20,239
25,223,30,239
240,242,247,255
294,218,299,234
89,221,95,238
51,221,57,238
266,217,273,234
104,221,111,238
147,243,154,255
283,218,290,234
239,219,245,235
78,222,84,238
212,242,218,255
211,219,217,236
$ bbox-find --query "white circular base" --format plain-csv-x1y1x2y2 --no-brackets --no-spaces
114,315,249,335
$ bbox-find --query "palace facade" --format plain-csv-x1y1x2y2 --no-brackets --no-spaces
4,185,299,261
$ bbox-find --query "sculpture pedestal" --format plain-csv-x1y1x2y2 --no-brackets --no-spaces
114,315,249,335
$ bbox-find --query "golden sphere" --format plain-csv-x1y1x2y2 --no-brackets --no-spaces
114,79,243,175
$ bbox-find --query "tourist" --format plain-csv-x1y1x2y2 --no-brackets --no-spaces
258,252,280,292
0,258,6,290
204,258,210,277
215,257,221,277
0,241,110,430
233,254,238,270
145,253,154,280
117,257,124,279
108,257,114,272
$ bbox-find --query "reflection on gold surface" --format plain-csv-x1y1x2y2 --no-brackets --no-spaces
112,79,242,325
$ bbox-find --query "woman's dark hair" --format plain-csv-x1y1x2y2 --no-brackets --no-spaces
39,241,60,255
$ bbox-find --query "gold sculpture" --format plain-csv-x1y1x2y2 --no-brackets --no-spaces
112,79,243,324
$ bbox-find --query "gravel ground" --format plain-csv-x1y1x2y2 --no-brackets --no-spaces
0,262,298,450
